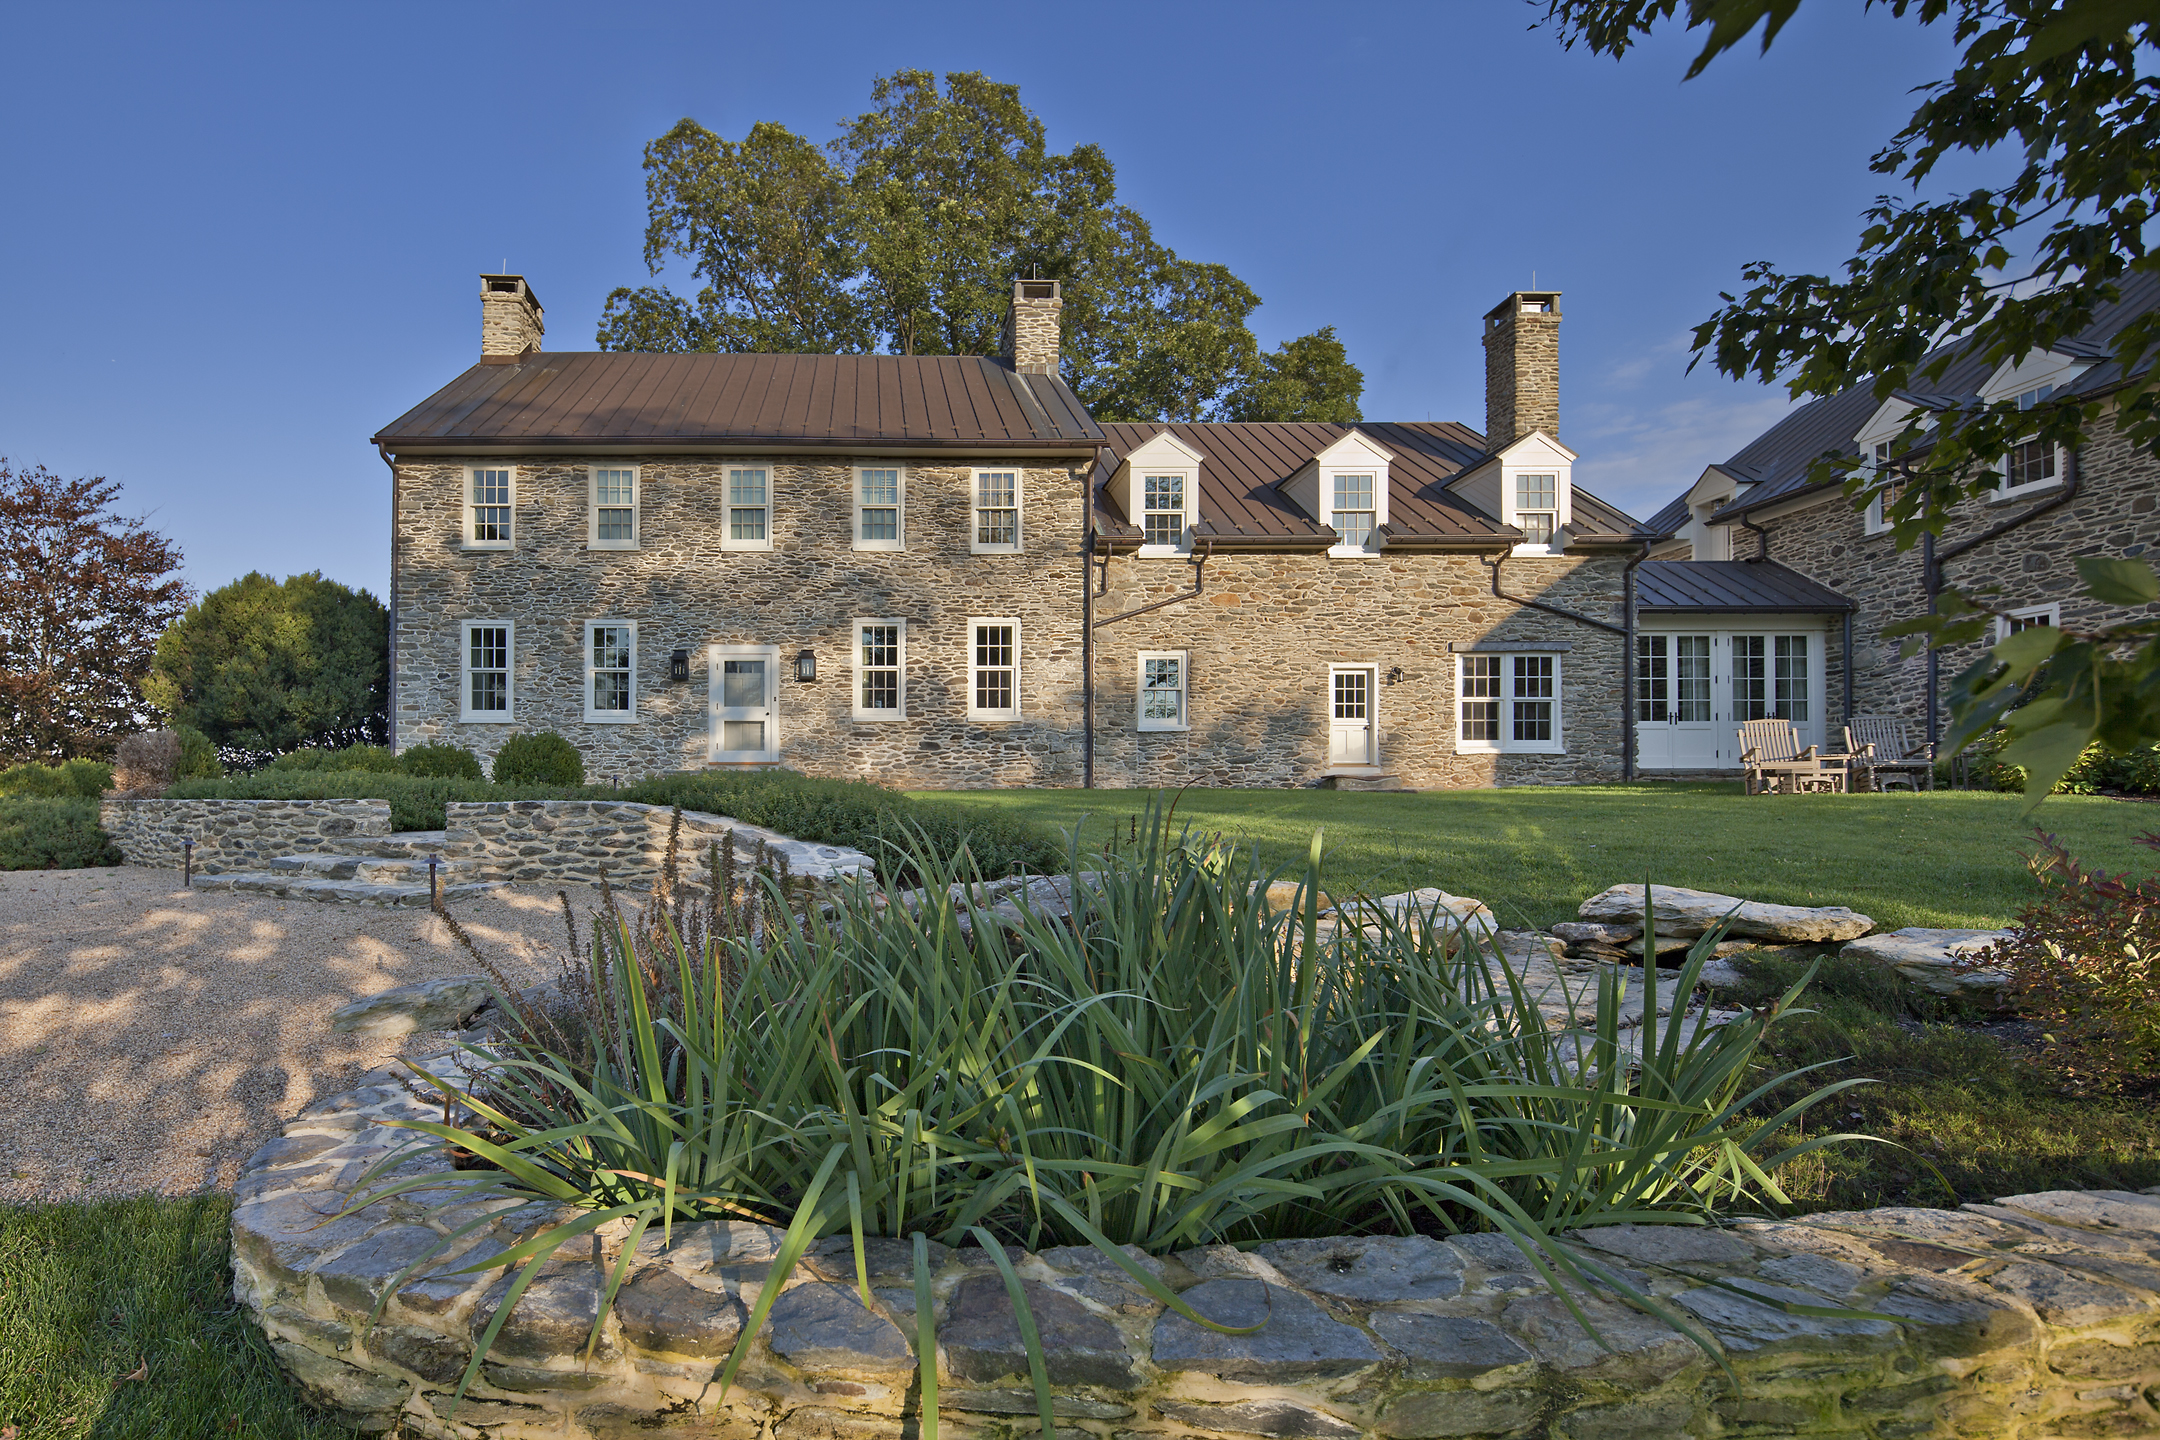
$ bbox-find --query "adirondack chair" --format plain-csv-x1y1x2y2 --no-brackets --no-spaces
1845,715,1936,792
1737,718,1845,794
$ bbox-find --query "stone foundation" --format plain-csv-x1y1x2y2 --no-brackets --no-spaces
237,1071,2160,1440
98,798,393,873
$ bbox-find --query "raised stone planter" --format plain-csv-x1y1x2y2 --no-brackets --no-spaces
443,800,872,887
100,798,393,873
237,1075,2160,1440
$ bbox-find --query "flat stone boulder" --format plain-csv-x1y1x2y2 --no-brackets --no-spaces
1252,1235,1463,1303
1674,1278,1899,1352
330,975,492,1038
1369,1312,1532,1378
941,1275,1141,1389
1331,889,1497,940
1152,1279,1380,1379
612,1266,746,1357
764,1281,912,1371
1578,884,1873,943
1552,920,1641,944
1157,1400,1362,1439
1840,928,2008,996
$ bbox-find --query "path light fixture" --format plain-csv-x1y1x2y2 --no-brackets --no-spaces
669,648,690,683
797,649,818,682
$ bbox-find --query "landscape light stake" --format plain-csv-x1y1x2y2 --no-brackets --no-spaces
183,839,193,888
429,855,439,907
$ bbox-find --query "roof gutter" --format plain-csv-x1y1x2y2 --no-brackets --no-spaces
1484,548,1629,638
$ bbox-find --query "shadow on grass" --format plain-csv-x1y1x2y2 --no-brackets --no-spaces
0,1194,350,1439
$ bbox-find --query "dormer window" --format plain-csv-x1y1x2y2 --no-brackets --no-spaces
1515,474,1557,547
1109,431,1205,557
2002,384,2060,495
1143,474,1188,548
1280,431,1393,558
1332,474,1376,549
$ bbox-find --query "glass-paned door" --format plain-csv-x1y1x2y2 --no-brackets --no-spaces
1635,634,1716,768
709,645,778,762
1328,666,1376,766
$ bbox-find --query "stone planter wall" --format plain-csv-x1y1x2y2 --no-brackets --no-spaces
442,801,873,886
236,1071,2160,1440
100,798,393,873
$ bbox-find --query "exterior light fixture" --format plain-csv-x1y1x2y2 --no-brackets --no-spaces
1387,666,1404,685
669,648,690,683
796,649,818,682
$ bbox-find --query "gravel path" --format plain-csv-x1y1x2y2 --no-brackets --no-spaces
0,865,613,1203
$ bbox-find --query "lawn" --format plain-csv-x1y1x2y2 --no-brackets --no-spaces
911,782,2160,931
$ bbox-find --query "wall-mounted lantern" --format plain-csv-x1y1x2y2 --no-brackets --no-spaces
669,648,690,683
796,649,818,682
1386,666,1404,686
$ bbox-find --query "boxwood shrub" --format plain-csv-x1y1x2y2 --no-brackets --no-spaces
0,797,122,869
492,732,585,786
0,759,114,798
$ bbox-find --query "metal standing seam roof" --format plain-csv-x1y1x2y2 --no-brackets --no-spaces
1092,421,1647,545
1635,560,1855,613
372,352,1104,452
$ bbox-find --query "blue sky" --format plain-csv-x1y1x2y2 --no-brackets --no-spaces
0,2,1967,600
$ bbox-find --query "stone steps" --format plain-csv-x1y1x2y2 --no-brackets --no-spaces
308,830,452,860
190,871,503,907
1322,771,1414,792
266,852,480,885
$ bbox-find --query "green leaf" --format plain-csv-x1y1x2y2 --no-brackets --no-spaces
2000,721,2098,807
2075,556,2160,608
1991,624,2070,672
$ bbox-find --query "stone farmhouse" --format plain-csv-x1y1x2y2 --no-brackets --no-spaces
375,277,1768,790
1639,273,2160,772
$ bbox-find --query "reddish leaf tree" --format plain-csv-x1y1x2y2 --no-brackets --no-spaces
0,460,189,762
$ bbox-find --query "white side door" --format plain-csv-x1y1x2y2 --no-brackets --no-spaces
1636,634,1718,768
1328,666,1376,766
709,644,779,763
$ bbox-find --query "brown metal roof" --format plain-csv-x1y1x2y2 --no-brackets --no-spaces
374,352,1104,453
1093,421,1647,546
1636,560,1854,613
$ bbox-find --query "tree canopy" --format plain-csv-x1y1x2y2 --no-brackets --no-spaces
598,70,1364,426
1545,0,2160,798
143,571,388,758
0,461,189,763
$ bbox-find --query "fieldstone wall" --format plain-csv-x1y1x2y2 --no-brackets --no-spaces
98,798,392,873
444,801,873,885
236,1068,2160,1440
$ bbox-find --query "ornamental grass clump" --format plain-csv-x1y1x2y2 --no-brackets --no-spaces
346,803,1867,1421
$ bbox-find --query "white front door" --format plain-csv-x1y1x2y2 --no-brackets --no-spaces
709,644,779,762
1328,666,1376,766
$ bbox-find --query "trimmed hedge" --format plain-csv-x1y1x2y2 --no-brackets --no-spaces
492,732,585,785
0,759,114,799
398,743,485,780
266,745,403,774
0,797,122,870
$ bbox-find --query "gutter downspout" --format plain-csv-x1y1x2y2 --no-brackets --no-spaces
1620,541,1651,781
1843,610,1855,727
1738,510,1769,561
376,441,398,752
1485,548,1628,637
1083,532,1095,790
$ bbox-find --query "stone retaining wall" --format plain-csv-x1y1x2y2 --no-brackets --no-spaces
443,800,873,885
99,798,392,873
237,1068,2160,1440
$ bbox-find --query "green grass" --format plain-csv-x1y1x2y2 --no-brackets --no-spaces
911,783,2160,931
0,1195,351,1438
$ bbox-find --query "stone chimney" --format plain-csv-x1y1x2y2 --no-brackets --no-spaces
999,278,1062,375
480,274,544,362
1483,290,1561,450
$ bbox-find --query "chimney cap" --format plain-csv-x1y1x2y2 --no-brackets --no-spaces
481,273,543,310
1014,277,1061,302
1485,290,1561,324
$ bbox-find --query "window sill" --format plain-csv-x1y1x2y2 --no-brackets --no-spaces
1989,482,2066,507
460,542,514,552
853,542,906,554
967,713,1024,723
720,542,775,554
1135,545,1191,560
970,546,1026,557
459,715,515,724
1509,545,1565,559
1456,744,1564,756
1327,547,1382,560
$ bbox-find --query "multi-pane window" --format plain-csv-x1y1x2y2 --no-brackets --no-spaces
2003,384,2060,493
1459,655,1501,742
1138,651,1188,731
854,620,905,720
1457,653,1561,752
1515,473,1558,547
1675,636,1711,722
1732,635,1768,721
1636,636,1712,722
468,468,513,547
1332,473,1376,549
1511,656,1555,742
974,471,1020,551
1733,635,1809,722
856,468,902,549
726,467,770,549
1864,441,1904,533
1999,605,2059,639
591,467,637,547
1634,636,1668,723
1143,474,1187,549
1773,636,1809,722
586,622,636,721
969,620,1020,718
461,622,512,721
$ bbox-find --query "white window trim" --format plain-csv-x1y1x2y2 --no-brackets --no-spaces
463,465,517,550
1505,469,1566,557
1996,603,2061,641
853,464,906,552
459,619,515,723
851,617,908,721
1137,650,1190,731
1136,469,1199,557
722,464,775,553
1862,442,1898,534
582,619,638,723
967,616,1023,720
1321,465,1386,559
1997,436,2066,498
1453,651,1564,755
970,469,1024,555
708,642,781,763
587,465,640,550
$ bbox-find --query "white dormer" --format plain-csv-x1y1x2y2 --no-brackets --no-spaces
1445,431,1579,556
1108,430,1205,556
1281,430,1394,558
1978,348,2094,498
1672,464,1749,559
1854,394,1922,533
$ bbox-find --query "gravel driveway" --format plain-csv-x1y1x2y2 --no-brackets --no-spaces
0,865,610,1203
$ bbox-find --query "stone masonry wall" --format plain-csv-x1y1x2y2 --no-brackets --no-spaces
1089,550,1628,789
237,1064,2160,1440
99,798,391,873
444,800,872,886
1483,306,1560,448
1758,406,2160,732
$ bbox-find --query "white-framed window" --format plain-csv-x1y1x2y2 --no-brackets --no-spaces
1331,472,1377,551
968,618,1021,719
1731,635,1811,722
1455,652,1563,753
1863,442,1902,534
2000,385,2062,496
724,466,772,551
972,470,1022,553
465,466,515,549
852,618,907,720
460,620,514,722
1514,473,1559,549
583,620,637,723
1142,474,1189,551
1997,603,2060,641
854,466,904,551
1138,650,1188,731
588,466,639,549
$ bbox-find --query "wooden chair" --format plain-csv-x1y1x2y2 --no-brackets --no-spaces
1845,716,1936,792
1737,718,1844,794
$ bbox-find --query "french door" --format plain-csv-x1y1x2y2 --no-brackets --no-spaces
709,644,779,762
1635,630,1821,769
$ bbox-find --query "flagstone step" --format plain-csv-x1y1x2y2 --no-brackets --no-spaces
189,871,503,907
265,852,480,885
